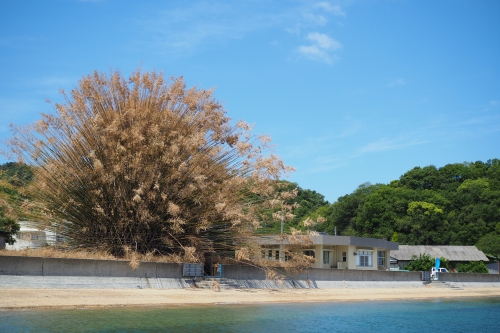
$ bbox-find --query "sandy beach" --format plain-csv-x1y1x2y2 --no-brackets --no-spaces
1,287,499,310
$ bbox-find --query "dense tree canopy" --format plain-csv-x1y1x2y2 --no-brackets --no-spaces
0,206,19,245
312,159,500,251
0,162,34,240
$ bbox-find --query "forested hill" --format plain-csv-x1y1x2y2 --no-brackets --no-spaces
0,162,34,226
309,159,500,257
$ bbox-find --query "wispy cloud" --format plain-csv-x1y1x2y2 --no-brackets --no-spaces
283,102,499,179
137,1,346,61
315,2,346,16
296,134,428,174
308,157,349,173
303,13,328,26
30,76,73,87
138,2,290,54
8,76,76,96
387,78,405,87
0,35,38,47
357,137,427,154
490,100,499,107
298,32,342,64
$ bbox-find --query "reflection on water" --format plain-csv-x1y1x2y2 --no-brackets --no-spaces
1,297,499,333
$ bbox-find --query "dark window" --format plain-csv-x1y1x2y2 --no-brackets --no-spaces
303,250,315,258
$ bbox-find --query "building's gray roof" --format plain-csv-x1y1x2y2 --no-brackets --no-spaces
257,235,398,250
391,245,489,262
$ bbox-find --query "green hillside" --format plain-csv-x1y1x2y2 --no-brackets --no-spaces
308,159,500,257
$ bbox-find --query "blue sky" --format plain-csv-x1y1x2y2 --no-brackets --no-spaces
1,0,499,202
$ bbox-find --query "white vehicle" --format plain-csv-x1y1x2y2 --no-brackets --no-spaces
431,267,449,274
430,267,449,280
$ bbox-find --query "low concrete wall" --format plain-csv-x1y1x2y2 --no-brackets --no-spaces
0,256,44,275
222,265,423,282
1,256,499,289
222,264,267,280
439,272,500,283
0,256,190,289
0,256,183,278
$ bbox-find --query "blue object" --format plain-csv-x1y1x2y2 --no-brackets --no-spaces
435,257,440,270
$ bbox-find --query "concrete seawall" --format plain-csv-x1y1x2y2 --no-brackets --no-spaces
1,256,499,289
222,265,426,289
0,256,190,289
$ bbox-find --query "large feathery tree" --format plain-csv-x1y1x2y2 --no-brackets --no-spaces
8,69,292,260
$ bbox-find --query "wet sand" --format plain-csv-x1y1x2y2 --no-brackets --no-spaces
1,287,499,310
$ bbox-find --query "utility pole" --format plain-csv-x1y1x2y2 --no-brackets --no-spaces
279,209,284,261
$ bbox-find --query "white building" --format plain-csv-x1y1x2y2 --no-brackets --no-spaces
258,234,398,270
5,221,65,250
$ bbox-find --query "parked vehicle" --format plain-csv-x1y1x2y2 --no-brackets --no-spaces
430,267,449,280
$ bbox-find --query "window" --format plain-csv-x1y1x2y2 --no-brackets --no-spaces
303,250,315,258
323,251,330,264
342,252,347,262
356,250,373,267
377,251,385,266
275,250,279,260
268,250,273,260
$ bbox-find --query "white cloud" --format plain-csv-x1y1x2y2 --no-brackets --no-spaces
315,2,346,16
298,32,342,64
490,100,499,106
387,78,405,87
137,2,345,60
307,32,342,50
304,13,328,26
34,76,72,87
358,137,426,154
138,2,287,54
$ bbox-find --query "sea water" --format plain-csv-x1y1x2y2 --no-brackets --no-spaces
1,298,499,332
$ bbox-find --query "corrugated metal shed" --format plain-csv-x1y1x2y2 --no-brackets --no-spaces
391,245,489,262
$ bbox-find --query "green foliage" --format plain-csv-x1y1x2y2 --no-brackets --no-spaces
257,181,329,234
293,188,329,222
475,226,500,258
405,254,449,271
457,178,490,192
405,253,433,271
0,206,20,245
0,162,34,187
407,201,444,215
307,158,500,246
0,162,37,222
439,257,450,270
456,261,489,274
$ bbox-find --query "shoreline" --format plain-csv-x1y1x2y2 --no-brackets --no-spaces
2,287,500,310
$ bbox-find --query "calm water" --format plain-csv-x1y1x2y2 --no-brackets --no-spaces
1,298,499,332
